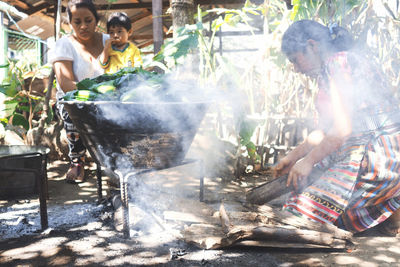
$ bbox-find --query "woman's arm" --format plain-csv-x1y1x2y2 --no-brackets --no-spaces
53,60,77,93
287,69,353,190
287,131,347,191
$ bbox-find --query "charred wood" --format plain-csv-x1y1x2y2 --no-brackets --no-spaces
246,168,323,204
221,225,349,249
246,174,291,204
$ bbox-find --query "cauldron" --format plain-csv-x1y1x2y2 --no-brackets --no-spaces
59,101,209,171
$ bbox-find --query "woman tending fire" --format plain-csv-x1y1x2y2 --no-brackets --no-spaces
272,19,400,236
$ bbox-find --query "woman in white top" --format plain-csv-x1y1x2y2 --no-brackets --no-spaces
50,0,109,183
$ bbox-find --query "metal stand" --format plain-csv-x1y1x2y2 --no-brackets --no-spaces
96,164,102,202
95,158,205,238
0,152,49,230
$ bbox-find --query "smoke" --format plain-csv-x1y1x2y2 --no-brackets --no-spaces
73,68,217,238
68,41,263,239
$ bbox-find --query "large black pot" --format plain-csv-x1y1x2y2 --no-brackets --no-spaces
59,101,209,171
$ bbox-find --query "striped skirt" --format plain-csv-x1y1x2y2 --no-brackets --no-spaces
283,125,400,233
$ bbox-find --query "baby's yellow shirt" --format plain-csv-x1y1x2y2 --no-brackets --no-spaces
101,42,143,74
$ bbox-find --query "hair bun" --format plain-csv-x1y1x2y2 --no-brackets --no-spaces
329,23,354,51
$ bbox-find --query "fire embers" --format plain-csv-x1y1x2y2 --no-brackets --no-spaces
120,132,190,169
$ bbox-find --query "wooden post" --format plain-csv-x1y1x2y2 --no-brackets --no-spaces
56,0,62,40
0,11,7,84
171,0,194,35
152,0,163,54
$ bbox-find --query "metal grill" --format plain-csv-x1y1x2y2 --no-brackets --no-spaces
6,29,42,66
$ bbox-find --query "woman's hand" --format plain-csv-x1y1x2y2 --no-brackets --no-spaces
286,157,313,192
272,156,295,178
273,140,314,179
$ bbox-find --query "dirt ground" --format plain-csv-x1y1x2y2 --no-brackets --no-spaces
1,159,400,267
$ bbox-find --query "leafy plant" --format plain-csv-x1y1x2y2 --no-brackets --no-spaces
153,1,265,166
239,116,260,163
0,60,52,132
153,22,202,70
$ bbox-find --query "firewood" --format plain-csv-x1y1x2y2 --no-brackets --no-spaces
219,204,351,248
246,168,324,204
219,202,233,233
221,225,349,249
246,174,290,204
183,206,352,250
255,204,353,240
182,223,350,250
182,223,226,249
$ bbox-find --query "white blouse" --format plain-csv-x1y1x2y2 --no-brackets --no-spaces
49,33,109,99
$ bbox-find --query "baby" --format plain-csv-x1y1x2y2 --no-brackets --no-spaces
99,12,143,73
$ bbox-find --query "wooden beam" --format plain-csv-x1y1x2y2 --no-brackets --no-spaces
130,10,152,23
131,16,153,32
35,12,54,24
26,3,52,15
8,0,52,16
95,2,170,11
9,0,29,10
138,40,154,49
195,0,264,5
206,30,264,37
131,33,172,40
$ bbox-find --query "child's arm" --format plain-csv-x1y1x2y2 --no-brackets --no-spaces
99,39,113,68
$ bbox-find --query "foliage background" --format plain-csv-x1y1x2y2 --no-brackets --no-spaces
2,0,400,169
153,0,400,167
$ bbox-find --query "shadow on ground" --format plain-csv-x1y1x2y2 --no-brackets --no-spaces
0,160,399,267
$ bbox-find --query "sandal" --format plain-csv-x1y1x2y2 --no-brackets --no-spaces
66,162,85,183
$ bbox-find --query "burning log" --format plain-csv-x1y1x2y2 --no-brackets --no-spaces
246,174,290,204
246,168,323,204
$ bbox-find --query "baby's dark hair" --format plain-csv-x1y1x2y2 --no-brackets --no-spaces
281,20,353,56
107,12,132,32
67,0,99,23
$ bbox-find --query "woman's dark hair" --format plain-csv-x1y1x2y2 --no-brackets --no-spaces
281,20,353,56
107,12,132,32
67,0,99,23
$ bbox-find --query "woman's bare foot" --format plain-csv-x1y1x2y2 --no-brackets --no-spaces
66,163,85,183
378,209,400,237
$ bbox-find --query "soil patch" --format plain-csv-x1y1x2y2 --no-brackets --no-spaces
0,160,399,266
